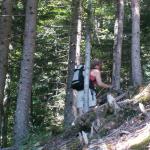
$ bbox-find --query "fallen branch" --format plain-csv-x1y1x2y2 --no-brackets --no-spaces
115,92,128,101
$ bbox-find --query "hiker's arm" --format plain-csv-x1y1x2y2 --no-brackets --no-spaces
95,70,110,88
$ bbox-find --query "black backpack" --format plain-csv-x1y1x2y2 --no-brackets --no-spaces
71,65,84,91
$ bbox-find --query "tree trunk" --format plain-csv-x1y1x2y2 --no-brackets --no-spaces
14,0,38,146
64,0,82,127
76,1,82,66
0,0,12,146
131,0,142,87
83,0,92,113
112,0,124,90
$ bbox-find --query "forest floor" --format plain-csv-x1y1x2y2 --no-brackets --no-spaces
41,106,150,150
88,113,150,150
40,85,150,150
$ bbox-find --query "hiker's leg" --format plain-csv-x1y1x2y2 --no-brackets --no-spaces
89,89,100,136
76,90,84,116
72,90,78,120
89,89,97,108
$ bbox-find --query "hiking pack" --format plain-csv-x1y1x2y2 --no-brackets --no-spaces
71,65,95,91
71,65,84,91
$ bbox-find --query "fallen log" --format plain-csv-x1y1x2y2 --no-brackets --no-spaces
133,84,150,102
97,90,128,104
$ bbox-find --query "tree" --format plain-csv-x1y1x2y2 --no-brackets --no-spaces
83,0,93,112
112,0,124,90
0,0,12,146
131,0,142,86
14,0,38,145
64,0,82,127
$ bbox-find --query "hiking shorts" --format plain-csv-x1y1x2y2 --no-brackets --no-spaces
76,89,96,109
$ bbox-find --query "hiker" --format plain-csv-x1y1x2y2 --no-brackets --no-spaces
73,58,111,146
75,58,111,116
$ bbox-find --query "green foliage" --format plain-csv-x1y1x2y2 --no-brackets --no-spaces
16,131,51,150
3,0,150,147
31,0,71,133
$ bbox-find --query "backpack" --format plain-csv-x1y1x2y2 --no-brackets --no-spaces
71,65,84,91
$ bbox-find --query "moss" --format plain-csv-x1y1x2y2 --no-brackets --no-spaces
121,108,138,119
68,139,82,150
130,135,150,150
76,111,96,132
139,95,150,102
59,138,82,150
51,125,64,136
98,128,109,137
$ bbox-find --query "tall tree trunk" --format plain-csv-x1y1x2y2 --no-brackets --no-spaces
64,0,82,127
76,1,82,66
0,0,12,146
131,0,142,87
14,0,38,146
112,0,124,90
83,0,92,113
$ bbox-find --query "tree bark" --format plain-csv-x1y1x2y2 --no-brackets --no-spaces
64,0,82,127
0,0,12,146
112,0,124,90
14,0,38,146
76,1,82,66
131,0,142,87
84,0,92,113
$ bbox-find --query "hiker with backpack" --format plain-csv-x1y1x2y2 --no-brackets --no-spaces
71,59,111,146
71,58,111,146
71,58,111,117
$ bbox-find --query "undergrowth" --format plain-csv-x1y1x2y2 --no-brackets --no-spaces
18,131,52,150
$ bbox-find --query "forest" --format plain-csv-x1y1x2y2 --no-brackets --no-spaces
0,0,150,149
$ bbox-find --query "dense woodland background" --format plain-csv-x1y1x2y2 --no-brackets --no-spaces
0,0,150,149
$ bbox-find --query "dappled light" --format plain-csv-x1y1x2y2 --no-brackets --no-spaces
0,0,150,149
